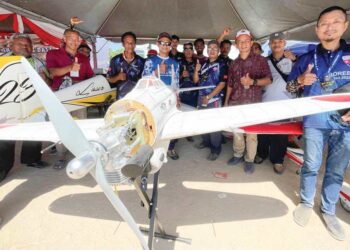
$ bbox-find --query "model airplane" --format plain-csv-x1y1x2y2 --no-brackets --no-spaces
2,56,350,250
0,56,116,124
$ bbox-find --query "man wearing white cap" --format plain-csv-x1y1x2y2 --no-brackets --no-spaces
224,29,272,174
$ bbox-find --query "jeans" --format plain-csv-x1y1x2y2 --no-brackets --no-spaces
198,99,222,154
301,128,350,215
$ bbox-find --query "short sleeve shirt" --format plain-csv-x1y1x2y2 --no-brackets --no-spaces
46,47,94,91
142,55,179,87
198,58,228,103
107,53,145,99
227,52,272,105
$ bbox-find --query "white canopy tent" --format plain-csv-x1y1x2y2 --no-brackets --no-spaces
0,0,349,42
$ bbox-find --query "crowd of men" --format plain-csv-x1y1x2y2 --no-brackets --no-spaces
0,5,350,242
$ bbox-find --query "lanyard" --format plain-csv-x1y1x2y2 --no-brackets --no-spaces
313,48,342,78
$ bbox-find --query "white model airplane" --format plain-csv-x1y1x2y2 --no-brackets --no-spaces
1,56,350,250
0,56,116,124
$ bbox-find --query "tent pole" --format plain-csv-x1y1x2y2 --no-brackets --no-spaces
91,36,98,69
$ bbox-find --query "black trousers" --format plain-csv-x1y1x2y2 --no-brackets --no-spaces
0,141,42,181
256,134,288,164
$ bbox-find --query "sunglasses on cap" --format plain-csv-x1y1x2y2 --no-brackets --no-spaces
158,41,171,46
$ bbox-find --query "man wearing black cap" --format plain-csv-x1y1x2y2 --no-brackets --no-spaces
254,32,296,174
142,32,180,160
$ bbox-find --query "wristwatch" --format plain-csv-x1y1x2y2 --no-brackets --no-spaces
253,79,258,86
206,95,210,100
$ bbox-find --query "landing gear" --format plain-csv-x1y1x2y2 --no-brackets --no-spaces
134,172,192,249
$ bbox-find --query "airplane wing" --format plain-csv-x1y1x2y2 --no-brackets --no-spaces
160,94,350,140
0,119,104,142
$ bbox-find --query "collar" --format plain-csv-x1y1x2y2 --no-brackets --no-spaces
238,51,254,61
316,39,346,54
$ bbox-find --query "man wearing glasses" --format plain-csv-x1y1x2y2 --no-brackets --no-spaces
142,32,180,160
193,40,228,161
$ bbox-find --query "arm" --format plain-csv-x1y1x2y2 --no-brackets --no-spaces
217,27,231,43
193,62,201,84
224,86,232,106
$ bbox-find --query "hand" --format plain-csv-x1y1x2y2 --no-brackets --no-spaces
201,96,209,106
240,73,253,87
284,49,296,61
71,57,80,72
297,64,317,86
195,60,201,72
222,27,232,36
182,70,189,78
118,68,126,81
341,110,350,122
159,60,167,74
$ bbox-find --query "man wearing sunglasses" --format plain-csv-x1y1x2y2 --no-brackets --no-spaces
142,32,180,160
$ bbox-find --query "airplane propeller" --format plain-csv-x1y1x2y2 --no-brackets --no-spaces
21,58,149,250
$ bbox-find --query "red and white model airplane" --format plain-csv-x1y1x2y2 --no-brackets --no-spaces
1,56,350,250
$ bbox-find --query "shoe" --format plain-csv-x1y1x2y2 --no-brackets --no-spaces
53,159,66,170
227,156,243,166
254,155,264,164
167,150,179,160
194,141,207,149
293,203,312,227
207,153,219,161
26,160,50,169
321,213,346,241
186,136,194,142
49,146,57,155
273,163,286,174
244,161,255,174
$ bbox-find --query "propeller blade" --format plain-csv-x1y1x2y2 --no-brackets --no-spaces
94,158,149,250
21,57,91,157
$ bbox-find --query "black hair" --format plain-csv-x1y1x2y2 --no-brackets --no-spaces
171,35,180,41
317,6,347,25
121,31,137,44
220,39,232,48
183,42,193,49
78,44,91,52
194,38,205,46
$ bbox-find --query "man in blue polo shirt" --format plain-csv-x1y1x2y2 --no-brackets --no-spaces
287,6,350,241
142,32,180,160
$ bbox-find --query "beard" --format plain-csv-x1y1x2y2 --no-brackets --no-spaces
324,37,336,43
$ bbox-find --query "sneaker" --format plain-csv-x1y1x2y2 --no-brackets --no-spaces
293,203,312,227
167,150,179,160
244,161,255,174
53,159,66,170
273,163,286,174
194,141,207,149
254,155,264,164
49,146,57,155
186,136,194,142
26,160,50,168
207,153,219,161
321,213,346,241
227,156,243,166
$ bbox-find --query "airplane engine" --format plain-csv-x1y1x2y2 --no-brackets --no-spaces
66,151,97,179
97,99,156,184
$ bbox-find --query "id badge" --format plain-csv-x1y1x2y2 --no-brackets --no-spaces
320,74,335,93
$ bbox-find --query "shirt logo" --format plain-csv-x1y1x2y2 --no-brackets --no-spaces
342,55,350,66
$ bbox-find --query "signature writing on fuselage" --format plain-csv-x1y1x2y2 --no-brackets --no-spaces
76,82,104,96
0,78,36,105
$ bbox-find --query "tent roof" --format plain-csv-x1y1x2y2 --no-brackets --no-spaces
1,0,350,42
